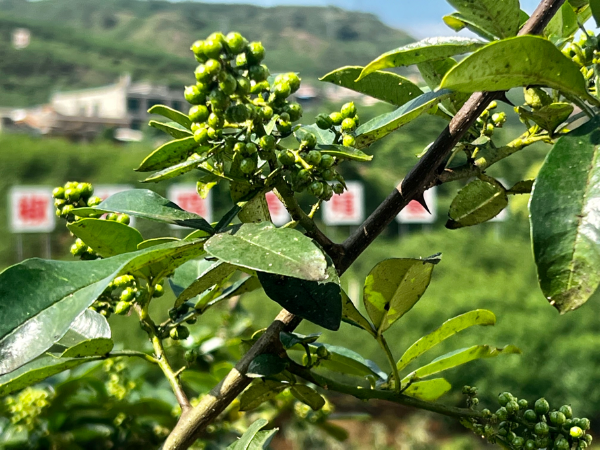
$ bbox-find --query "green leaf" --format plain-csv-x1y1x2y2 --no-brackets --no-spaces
530,119,600,312
417,58,470,114
60,338,114,358
507,179,534,195
196,276,261,311
401,345,521,383
138,237,180,250
396,309,496,372
205,222,327,281
442,13,497,41
136,136,200,172
592,0,600,26
247,354,289,378
239,380,288,411
440,36,588,99
317,422,349,442
515,103,574,134
446,0,520,38
227,419,278,450
55,309,111,348
341,291,376,336
257,262,342,331
290,385,325,410
149,120,193,139
357,37,485,81
68,219,143,257
174,261,237,307
320,66,424,107
545,2,578,38
355,90,450,148
402,378,452,401
0,354,98,396
317,144,373,162
74,189,214,233
0,239,204,375
279,331,321,349
142,153,207,183
294,125,335,145
312,343,385,379
148,104,192,130
363,255,441,334
446,179,508,229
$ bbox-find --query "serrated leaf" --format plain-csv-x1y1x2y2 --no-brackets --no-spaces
320,66,424,107
401,345,521,384
402,378,452,401
247,354,289,378
440,36,588,99
442,13,497,41
68,218,143,257
0,239,204,375
148,104,192,129
258,262,342,331
60,338,113,358
355,90,450,148
291,385,325,410
530,119,600,312
294,125,335,145
396,309,496,372
149,120,193,139
317,144,373,162
239,380,288,411
446,179,508,229
0,354,99,397
174,261,237,307
74,189,214,232
446,0,520,39
363,255,441,334
136,136,200,172
205,222,327,281
142,153,208,183
227,419,278,450
341,291,375,336
357,37,485,81
516,103,574,134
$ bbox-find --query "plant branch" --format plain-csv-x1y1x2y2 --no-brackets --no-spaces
163,1,566,447
106,350,159,364
286,362,481,420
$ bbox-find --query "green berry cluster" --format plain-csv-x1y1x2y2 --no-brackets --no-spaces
316,101,360,148
463,390,593,449
186,32,303,180
3,387,52,432
103,358,136,401
475,101,506,138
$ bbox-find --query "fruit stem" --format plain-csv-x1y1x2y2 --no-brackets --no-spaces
377,335,401,393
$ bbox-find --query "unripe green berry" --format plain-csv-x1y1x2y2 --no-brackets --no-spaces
53,187,65,199
302,134,318,151
276,120,292,136
260,135,275,151
274,82,291,99
218,73,237,95
191,40,205,57
278,150,296,166
235,53,247,67
512,436,524,448
333,183,344,194
550,411,566,425
297,169,311,184
116,214,130,225
329,112,343,125
194,128,209,145
534,421,549,436
555,438,569,450
505,400,519,415
305,150,321,165
184,85,205,105
341,101,357,118
194,64,212,82
54,198,66,208
320,154,335,168
235,76,251,95
285,73,301,93
225,32,246,54
534,398,550,415
207,127,222,140
518,399,528,410
248,64,268,82
316,346,329,358
170,325,190,340
120,287,136,303
559,405,573,419
342,134,355,147
184,349,198,364
87,196,102,207
496,407,508,421
341,117,356,132
576,418,591,430
203,39,223,59
70,239,86,256
65,188,80,202
322,183,333,200
250,80,270,94
204,59,222,77
525,440,536,450
208,112,224,129
208,90,230,110
245,143,258,155
234,142,246,154
189,105,209,123
114,301,131,315
260,105,274,121
285,102,303,122
186,316,197,325
246,42,265,64
316,113,333,130
308,181,324,197
113,275,135,288
492,112,507,127
240,158,257,174
524,409,538,422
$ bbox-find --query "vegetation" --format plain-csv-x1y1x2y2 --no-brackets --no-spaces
2,0,600,449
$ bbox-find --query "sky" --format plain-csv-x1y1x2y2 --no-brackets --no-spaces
197,0,543,38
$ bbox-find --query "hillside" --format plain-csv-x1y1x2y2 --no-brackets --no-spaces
0,0,413,106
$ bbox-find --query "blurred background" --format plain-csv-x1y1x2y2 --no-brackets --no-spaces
1,0,599,449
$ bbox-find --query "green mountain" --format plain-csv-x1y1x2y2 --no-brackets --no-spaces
0,0,412,107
